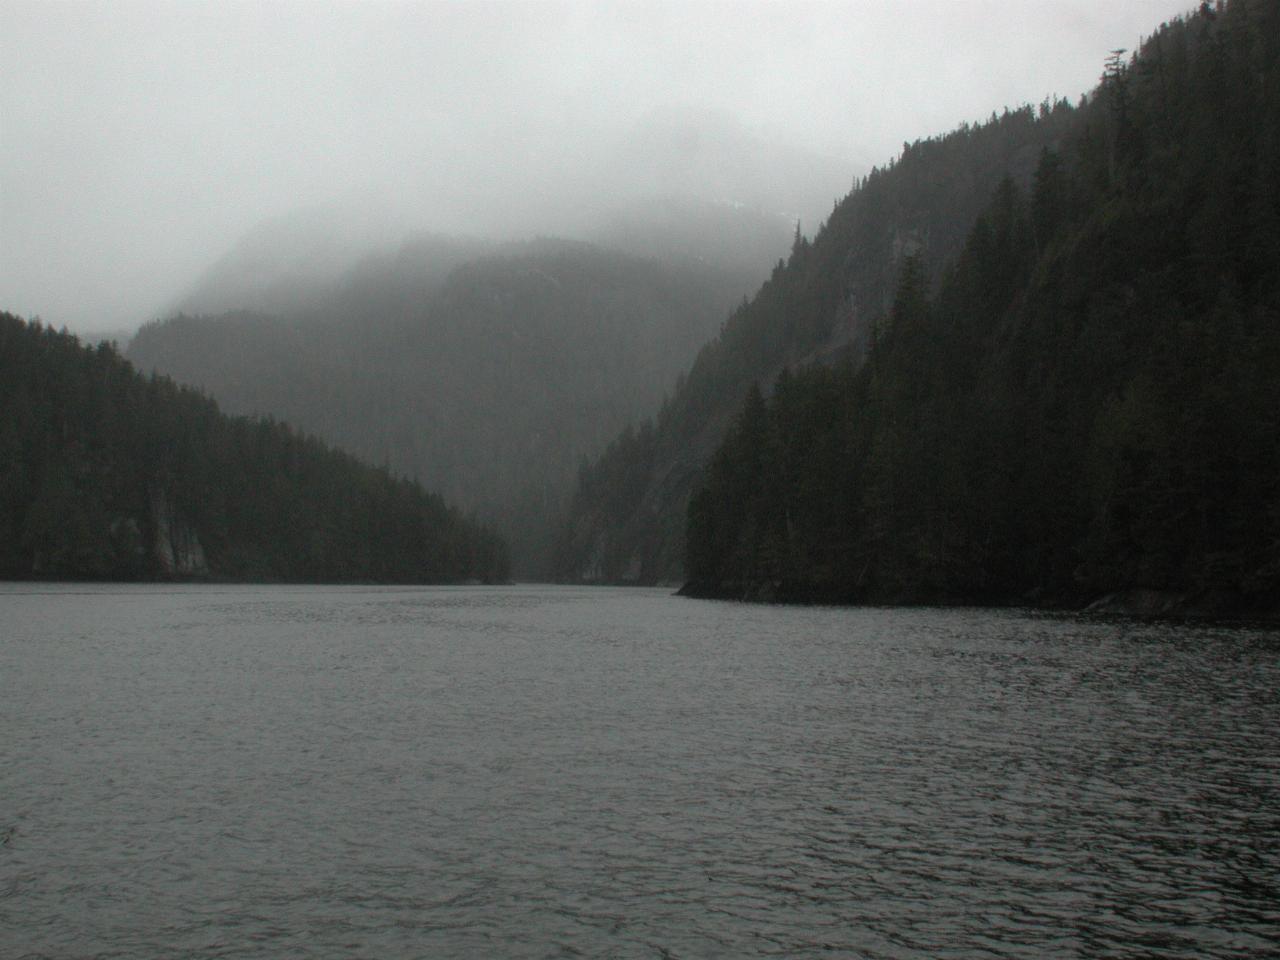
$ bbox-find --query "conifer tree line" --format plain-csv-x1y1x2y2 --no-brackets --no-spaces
683,0,1279,611
0,314,509,582
556,70,1083,585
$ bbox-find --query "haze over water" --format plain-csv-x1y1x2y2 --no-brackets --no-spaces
2,584,1276,958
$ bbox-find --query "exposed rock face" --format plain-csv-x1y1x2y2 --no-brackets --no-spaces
151,487,208,577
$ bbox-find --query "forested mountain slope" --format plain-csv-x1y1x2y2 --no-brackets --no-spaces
555,99,1081,584
685,0,1280,614
129,238,752,576
1,314,507,582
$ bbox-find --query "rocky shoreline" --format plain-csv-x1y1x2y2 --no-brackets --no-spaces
679,580,1280,622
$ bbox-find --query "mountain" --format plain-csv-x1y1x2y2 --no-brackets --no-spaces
173,203,486,319
128,237,755,577
169,106,851,323
123,108,846,581
554,100,1080,584
587,195,796,279
682,0,1280,614
0,313,508,582
607,107,853,229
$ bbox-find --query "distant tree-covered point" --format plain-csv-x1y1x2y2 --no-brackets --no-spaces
0,313,509,583
684,0,1280,617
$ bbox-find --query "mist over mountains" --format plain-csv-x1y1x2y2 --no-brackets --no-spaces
4,1,1192,337
173,215,483,321
122,108,851,577
129,232,758,577
10,0,1270,612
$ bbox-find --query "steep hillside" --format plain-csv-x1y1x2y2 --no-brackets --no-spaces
684,0,1280,613
0,313,507,583
555,100,1081,584
129,239,752,576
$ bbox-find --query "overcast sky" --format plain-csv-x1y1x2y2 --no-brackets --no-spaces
2,0,1192,333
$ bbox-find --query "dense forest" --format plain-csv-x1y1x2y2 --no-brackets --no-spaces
554,93,1081,584
0,313,508,582
129,236,771,577
15,0,1274,605
683,0,1279,614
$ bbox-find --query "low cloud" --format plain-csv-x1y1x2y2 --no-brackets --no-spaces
1,0,1191,332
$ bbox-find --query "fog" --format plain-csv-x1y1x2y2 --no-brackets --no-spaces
2,0,1192,334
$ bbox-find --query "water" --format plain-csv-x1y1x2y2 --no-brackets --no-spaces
1,584,1277,959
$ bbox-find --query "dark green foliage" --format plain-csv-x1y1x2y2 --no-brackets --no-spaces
0,314,508,583
557,96,1080,584
684,0,1280,612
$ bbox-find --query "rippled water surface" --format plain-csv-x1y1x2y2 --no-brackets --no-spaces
2,584,1278,958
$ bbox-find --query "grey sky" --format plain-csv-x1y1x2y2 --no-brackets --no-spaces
2,0,1192,333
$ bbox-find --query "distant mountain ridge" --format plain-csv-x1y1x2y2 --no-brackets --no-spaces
170,104,854,324
129,234,759,577
124,107,850,580
174,208,486,319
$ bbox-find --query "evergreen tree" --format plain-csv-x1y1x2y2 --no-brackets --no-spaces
683,0,1280,614
0,314,509,583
